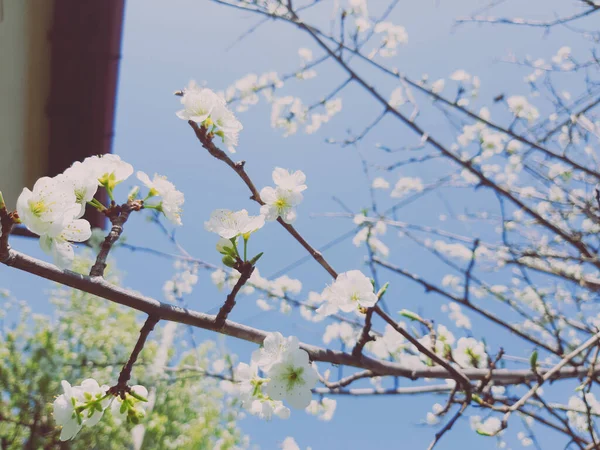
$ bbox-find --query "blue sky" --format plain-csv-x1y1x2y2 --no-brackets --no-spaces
2,0,597,448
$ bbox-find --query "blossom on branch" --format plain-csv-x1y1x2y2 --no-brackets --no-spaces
52,379,110,441
39,219,92,268
453,337,486,368
176,81,242,151
59,163,100,218
507,95,539,123
83,154,134,191
204,209,265,239
260,168,307,224
136,171,185,225
110,385,149,425
317,270,378,316
265,347,318,409
17,177,79,236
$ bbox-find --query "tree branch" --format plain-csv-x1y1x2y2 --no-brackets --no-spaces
1,248,596,384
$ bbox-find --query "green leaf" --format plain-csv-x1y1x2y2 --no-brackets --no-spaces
399,309,422,322
222,255,236,268
530,350,538,371
249,252,264,266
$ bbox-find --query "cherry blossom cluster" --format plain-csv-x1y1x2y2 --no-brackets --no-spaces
52,378,148,441
224,72,284,112
223,332,318,419
176,81,243,152
16,154,183,268
203,167,308,262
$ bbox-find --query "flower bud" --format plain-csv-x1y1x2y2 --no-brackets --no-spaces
216,237,236,255
222,255,236,268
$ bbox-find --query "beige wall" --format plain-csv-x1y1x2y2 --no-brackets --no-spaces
0,0,53,209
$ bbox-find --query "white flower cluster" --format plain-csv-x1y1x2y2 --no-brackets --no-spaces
224,72,284,112
364,319,486,370
551,46,574,70
271,96,308,137
449,69,481,100
471,415,502,436
17,154,183,268
323,322,360,347
507,95,539,123
305,98,343,134
17,155,129,268
366,324,405,359
372,22,408,58
204,167,307,262
453,337,487,368
305,398,337,421
163,260,199,302
441,302,472,330
136,171,184,225
567,392,600,432
353,215,390,257
52,378,148,441
391,176,424,198
317,270,378,316
347,0,371,32
176,81,243,152
224,332,318,420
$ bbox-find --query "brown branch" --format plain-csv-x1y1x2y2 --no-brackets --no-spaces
321,369,376,389
186,120,338,279
352,308,377,357
374,305,473,402
109,315,160,397
215,261,254,328
90,201,141,277
427,402,469,450
374,257,561,355
498,329,600,434
2,248,598,383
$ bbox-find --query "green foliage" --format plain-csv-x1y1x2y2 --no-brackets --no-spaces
0,256,247,449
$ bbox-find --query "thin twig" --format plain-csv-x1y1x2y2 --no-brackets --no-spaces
90,201,141,277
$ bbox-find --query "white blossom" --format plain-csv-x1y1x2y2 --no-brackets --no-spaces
567,393,600,432
323,322,359,347
391,177,424,198
110,385,149,424
372,177,390,189
211,103,244,152
254,332,300,372
52,379,110,441
305,397,337,421
82,154,134,189
507,96,539,123
265,347,318,409
272,168,307,193
476,417,502,436
260,187,303,224
17,177,79,236
453,337,486,368
298,48,313,62
136,171,184,225
317,270,377,316
204,209,265,239
59,162,100,218
176,82,225,124
431,79,445,94
39,219,92,269
374,22,408,57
